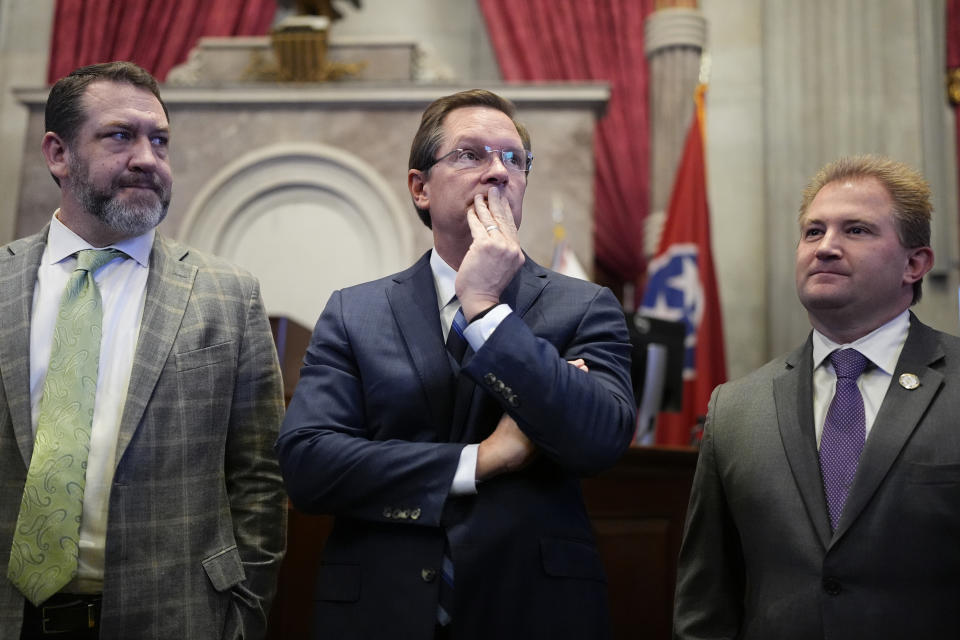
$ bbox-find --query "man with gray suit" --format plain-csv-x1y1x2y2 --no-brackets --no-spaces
673,155,960,639
0,62,286,639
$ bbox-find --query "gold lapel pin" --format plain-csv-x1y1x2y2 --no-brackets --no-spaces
899,373,920,390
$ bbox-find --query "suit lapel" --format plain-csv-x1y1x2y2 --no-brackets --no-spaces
386,253,457,439
773,336,832,548
502,254,549,318
831,315,944,542
115,235,197,464
0,229,48,466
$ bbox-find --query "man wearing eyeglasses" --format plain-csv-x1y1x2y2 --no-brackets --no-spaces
277,90,635,639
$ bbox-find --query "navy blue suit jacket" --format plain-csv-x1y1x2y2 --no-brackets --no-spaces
277,252,635,639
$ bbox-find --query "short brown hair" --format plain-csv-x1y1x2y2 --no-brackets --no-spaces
46,61,167,148
408,89,531,228
799,154,932,304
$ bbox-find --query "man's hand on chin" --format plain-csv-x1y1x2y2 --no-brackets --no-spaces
456,186,524,321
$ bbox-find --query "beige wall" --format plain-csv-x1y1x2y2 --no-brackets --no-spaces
699,0,767,379
0,0,53,245
702,0,958,377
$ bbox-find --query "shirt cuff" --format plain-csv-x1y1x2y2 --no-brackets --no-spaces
450,444,479,495
462,304,512,351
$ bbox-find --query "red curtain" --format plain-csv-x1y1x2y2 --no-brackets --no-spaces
478,0,655,290
48,0,277,84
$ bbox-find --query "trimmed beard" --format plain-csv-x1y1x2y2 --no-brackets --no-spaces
69,153,171,239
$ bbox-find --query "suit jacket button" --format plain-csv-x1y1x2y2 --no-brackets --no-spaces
397,509,409,520
508,395,520,407
383,507,393,518
410,508,421,520
822,578,841,596
484,373,497,384
494,380,505,392
421,568,437,582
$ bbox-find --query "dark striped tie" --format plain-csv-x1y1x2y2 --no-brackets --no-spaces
437,307,467,625
445,307,468,363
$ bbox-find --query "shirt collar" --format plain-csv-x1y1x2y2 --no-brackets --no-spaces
811,309,910,375
47,210,154,268
430,248,458,310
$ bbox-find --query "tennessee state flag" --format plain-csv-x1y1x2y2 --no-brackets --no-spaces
639,85,727,445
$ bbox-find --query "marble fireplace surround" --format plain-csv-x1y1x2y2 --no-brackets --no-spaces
14,84,608,328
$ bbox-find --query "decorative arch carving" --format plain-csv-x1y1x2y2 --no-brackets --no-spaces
179,142,414,328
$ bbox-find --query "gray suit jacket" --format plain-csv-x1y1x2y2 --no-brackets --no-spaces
0,227,286,639
674,314,960,640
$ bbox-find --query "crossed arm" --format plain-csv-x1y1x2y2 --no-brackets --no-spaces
276,186,635,524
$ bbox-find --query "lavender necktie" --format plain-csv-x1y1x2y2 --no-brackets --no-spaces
819,348,869,531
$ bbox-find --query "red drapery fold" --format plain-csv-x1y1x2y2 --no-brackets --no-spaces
478,0,655,289
48,0,277,84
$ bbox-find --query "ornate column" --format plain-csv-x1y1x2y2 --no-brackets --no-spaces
644,1,707,256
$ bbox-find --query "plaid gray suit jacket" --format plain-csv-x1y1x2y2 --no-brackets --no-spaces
0,226,287,639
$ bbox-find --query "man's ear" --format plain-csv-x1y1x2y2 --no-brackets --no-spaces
41,132,70,183
408,169,430,209
903,245,934,284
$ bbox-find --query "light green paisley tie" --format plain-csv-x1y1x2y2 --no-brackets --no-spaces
8,248,124,606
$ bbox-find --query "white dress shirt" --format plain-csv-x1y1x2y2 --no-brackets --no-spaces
430,250,512,495
30,212,153,593
811,310,910,447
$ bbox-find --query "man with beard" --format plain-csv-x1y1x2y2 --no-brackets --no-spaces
0,62,286,639
277,90,635,639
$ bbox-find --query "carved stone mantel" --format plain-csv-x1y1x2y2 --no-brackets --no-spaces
14,83,609,327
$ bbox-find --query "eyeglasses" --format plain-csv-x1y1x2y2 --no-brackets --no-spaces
426,145,533,174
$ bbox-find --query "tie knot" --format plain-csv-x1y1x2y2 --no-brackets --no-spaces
829,348,869,379
76,248,125,273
